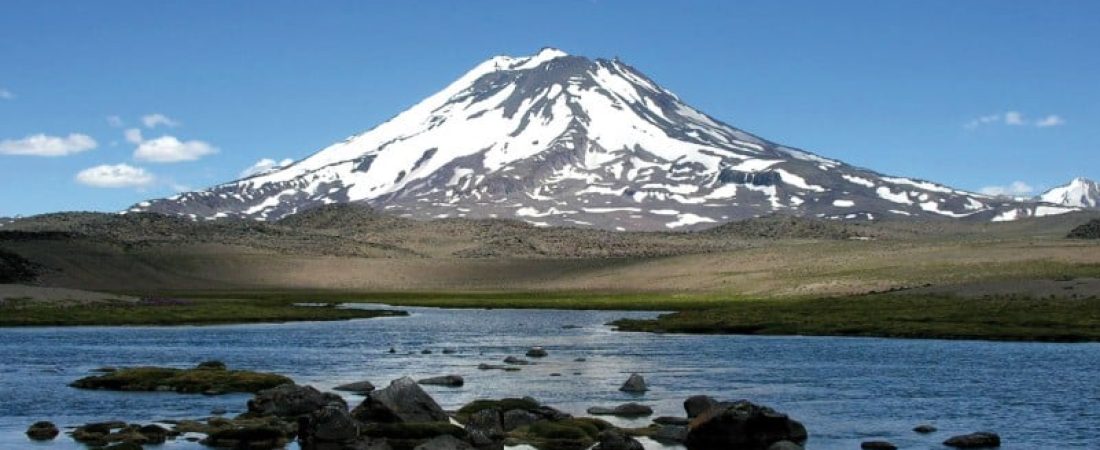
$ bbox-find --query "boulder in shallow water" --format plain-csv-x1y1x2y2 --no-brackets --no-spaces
619,374,647,393
526,347,549,358
299,402,360,448
248,384,345,418
25,421,59,440
593,429,643,450
586,403,653,417
202,424,289,450
684,395,718,418
503,356,532,365
334,380,376,394
861,441,897,450
352,377,450,423
418,375,465,387
913,424,937,433
943,432,1001,448
684,400,807,450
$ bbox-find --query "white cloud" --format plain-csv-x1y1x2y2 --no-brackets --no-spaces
141,113,180,128
1035,115,1065,128
106,115,124,127
75,164,155,188
240,158,294,178
133,135,218,163
0,88,13,100
0,133,97,157
966,111,1066,129
124,128,144,144
979,181,1034,197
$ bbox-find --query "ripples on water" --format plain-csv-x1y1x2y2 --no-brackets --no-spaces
1,304,1097,449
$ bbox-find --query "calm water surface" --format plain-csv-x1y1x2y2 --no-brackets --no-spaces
1,305,1097,449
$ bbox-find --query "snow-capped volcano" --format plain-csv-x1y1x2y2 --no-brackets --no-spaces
131,48,1072,230
1039,177,1099,208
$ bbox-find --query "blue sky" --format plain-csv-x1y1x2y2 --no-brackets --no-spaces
1,0,1097,216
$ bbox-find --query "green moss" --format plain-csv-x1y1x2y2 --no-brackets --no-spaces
70,363,291,394
455,398,541,423
510,418,614,450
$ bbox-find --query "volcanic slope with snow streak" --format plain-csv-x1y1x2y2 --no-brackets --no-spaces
130,48,1073,230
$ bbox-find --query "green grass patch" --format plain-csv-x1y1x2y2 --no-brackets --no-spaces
0,296,405,327
612,293,1100,342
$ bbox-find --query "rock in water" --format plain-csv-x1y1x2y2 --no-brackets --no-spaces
248,384,345,418
334,380,376,394
619,373,647,393
652,425,688,443
352,377,450,423
418,375,465,387
943,432,1001,448
503,356,531,365
861,441,897,450
766,441,804,450
913,424,937,433
684,400,807,450
594,429,644,450
586,403,653,417
525,347,549,358
299,402,360,448
653,416,690,426
684,395,719,418
25,421,59,440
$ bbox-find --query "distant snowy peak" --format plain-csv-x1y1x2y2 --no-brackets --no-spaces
1039,177,1099,208
130,48,1072,230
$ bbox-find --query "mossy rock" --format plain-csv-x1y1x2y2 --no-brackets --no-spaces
511,418,613,450
456,398,540,423
70,365,291,394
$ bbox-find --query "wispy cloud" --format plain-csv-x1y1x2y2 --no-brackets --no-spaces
966,111,1065,129
0,88,13,100
0,133,97,157
979,181,1034,197
106,115,124,127
141,113,180,128
240,158,294,178
75,163,155,188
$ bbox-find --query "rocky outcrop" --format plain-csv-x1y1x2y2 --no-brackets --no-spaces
248,384,345,418
298,402,360,449
352,377,450,423
943,431,1001,448
464,408,505,449
71,362,293,394
684,400,807,450
593,429,643,450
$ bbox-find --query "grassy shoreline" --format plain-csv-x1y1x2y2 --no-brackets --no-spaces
0,296,406,327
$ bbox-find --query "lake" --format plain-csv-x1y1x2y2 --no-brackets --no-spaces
1,304,1097,449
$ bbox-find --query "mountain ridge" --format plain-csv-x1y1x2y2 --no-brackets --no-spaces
129,48,1074,230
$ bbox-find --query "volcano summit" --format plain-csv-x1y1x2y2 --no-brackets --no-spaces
131,48,1071,230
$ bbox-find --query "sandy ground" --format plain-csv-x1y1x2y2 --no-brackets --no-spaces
0,284,136,304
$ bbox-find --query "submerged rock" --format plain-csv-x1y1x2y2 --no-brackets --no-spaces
586,403,653,417
503,356,531,365
913,424,938,433
861,441,897,450
619,374,647,393
418,375,465,387
943,431,1001,448
352,377,450,423
684,400,807,450
526,347,549,358
25,421,59,440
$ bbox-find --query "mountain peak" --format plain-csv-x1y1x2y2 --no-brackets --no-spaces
129,50,1073,229
1039,177,1099,208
